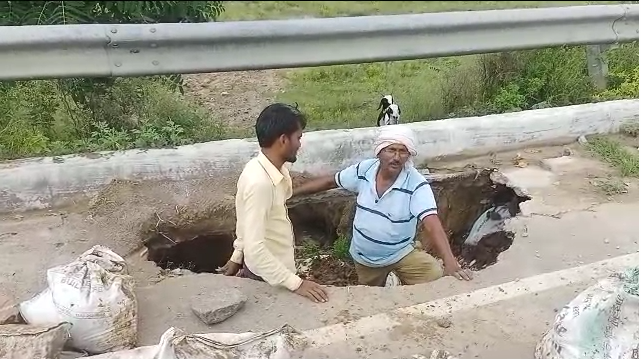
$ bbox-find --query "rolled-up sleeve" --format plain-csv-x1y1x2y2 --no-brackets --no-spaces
241,180,303,291
410,181,438,221
230,242,244,265
334,162,361,193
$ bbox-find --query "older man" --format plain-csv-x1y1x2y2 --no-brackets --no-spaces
291,126,472,286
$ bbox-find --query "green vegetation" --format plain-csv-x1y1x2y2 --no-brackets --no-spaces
221,1,629,21
0,1,227,160
224,1,638,131
591,176,630,196
273,35,638,131
587,136,639,177
332,235,351,261
1,1,639,160
299,240,322,259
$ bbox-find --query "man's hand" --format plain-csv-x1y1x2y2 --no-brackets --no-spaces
294,280,329,303
219,260,242,277
444,260,473,281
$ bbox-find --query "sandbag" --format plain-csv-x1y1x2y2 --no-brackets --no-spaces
20,245,138,355
88,324,306,359
0,322,72,359
534,266,639,359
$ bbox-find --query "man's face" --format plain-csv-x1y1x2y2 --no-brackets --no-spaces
282,128,303,163
378,143,410,174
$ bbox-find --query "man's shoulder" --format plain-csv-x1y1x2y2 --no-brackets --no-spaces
404,167,431,192
347,158,378,173
239,157,271,186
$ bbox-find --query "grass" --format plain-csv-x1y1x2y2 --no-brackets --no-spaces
221,1,628,21
222,1,639,131
591,176,630,196
587,136,639,177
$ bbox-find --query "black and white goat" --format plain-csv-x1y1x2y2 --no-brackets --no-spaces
376,94,401,126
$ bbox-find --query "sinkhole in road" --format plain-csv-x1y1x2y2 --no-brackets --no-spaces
143,168,530,286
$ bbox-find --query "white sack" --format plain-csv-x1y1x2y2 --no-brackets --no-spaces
87,324,306,359
534,266,639,359
20,245,138,355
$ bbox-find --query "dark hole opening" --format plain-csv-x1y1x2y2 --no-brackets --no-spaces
146,233,234,273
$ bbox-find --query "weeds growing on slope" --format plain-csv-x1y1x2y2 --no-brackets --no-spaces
0,77,226,160
587,136,639,177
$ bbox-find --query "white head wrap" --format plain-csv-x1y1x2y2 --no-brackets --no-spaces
374,125,418,168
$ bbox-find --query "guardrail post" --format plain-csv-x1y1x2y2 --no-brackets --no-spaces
586,44,609,91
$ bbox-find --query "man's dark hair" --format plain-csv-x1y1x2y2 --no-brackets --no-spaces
255,103,307,148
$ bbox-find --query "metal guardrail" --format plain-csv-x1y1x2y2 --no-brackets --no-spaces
0,4,638,81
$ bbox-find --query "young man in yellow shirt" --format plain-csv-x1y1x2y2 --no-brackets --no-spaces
220,103,329,303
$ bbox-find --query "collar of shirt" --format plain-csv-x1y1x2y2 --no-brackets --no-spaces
256,151,292,196
363,160,410,197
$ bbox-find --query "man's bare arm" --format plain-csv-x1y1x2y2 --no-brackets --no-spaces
292,174,338,198
421,215,473,281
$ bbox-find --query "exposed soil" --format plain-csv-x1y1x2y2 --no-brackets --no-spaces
298,255,359,287
182,70,287,134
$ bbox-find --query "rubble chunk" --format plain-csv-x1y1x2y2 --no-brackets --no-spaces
191,287,247,325
0,293,24,325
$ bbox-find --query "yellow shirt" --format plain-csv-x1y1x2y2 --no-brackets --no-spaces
230,152,303,291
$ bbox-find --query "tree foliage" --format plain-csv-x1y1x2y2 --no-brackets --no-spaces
0,1,224,26
0,1,226,160
0,0,224,129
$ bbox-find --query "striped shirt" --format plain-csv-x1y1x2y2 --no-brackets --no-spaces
335,159,438,267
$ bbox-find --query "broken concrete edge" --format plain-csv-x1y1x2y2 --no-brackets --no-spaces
84,254,638,359
1,99,638,213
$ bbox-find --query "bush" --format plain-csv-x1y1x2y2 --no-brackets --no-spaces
277,42,638,130
0,77,226,160
440,42,639,118
0,1,227,160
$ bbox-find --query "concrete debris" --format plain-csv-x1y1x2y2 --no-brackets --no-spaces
436,316,453,329
403,350,459,359
512,153,528,168
578,135,588,145
191,287,247,325
0,293,24,325
562,147,573,156
0,323,72,359
161,268,196,277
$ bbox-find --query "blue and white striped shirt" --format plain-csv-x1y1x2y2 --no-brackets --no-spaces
335,158,438,267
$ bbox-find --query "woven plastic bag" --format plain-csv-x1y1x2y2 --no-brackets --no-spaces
534,266,639,359
20,245,138,354
86,324,306,359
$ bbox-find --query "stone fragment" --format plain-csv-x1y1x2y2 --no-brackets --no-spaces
436,316,453,328
0,293,24,325
191,288,247,325
578,135,588,145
